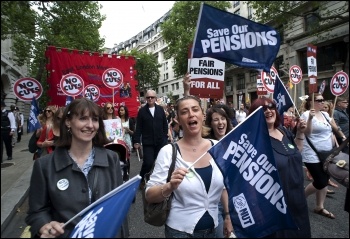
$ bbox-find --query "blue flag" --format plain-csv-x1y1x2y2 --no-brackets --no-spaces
191,3,281,72
208,108,297,238
65,95,74,106
27,97,41,133
273,75,295,118
69,175,140,238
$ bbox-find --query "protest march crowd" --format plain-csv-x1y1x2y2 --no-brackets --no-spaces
1,3,349,239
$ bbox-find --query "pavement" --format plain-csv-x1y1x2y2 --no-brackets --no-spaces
1,131,33,234
1,131,349,238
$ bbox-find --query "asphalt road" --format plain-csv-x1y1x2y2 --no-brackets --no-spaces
2,149,349,238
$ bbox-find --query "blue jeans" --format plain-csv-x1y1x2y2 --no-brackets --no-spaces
165,225,216,238
216,202,224,238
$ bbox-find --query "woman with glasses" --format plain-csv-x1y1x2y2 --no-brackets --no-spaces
36,105,57,157
102,102,117,120
248,97,311,237
301,94,346,220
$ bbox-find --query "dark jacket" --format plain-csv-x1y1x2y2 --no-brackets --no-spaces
133,103,168,146
25,146,129,238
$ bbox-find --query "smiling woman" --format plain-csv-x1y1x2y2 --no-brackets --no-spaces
25,98,129,238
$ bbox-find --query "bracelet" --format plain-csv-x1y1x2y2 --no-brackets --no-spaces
296,137,305,140
161,185,171,199
224,212,230,216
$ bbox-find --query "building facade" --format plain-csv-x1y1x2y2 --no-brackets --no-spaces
109,1,349,109
1,38,30,118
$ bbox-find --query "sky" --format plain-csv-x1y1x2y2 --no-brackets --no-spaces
99,1,175,48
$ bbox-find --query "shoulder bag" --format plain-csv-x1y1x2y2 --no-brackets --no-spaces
142,143,177,227
306,136,349,188
322,138,349,188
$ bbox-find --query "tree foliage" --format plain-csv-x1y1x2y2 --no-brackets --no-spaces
161,1,231,78
121,49,161,95
1,1,106,106
247,1,349,41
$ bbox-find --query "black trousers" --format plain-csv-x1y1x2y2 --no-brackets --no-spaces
1,130,13,162
17,126,23,142
139,143,165,180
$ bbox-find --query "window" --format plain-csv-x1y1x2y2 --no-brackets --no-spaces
304,11,320,32
299,41,347,73
236,74,245,90
250,72,257,83
234,1,240,8
248,7,253,19
175,82,179,90
163,73,169,81
274,55,285,77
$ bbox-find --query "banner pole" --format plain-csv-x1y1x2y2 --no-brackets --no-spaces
112,88,114,106
331,96,337,118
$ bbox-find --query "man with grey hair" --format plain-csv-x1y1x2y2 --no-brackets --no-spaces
133,90,168,189
333,96,348,153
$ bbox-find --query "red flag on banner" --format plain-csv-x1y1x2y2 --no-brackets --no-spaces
45,46,139,117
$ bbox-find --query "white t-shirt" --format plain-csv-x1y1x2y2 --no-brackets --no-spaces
236,110,247,123
301,111,333,163
149,107,155,117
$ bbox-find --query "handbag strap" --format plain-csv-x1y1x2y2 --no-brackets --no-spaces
305,136,318,154
166,143,177,182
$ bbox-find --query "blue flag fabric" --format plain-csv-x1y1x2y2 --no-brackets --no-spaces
208,108,297,238
192,3,281,72
69,176,141,238
65,95,74,106
27,97,41,133
273,75,294,118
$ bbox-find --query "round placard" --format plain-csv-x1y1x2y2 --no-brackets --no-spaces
83,84,100,102
102,68,124,89
289,65,303,84
330,71,349,96
60,73,85,97
13,78,43,101
261,66,278,93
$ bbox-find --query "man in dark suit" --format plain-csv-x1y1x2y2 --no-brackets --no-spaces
133,90,168,189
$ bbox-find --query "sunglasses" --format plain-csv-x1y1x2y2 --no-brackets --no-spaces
315,99,325,102
106,106,113,110
146,96,156,99
262,103,276,112
45,110,52,113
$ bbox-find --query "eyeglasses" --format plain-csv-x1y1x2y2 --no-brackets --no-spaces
146,96,156,99
45,110,52,113
315,99,325,102
262,103,276,112
106,106,113,110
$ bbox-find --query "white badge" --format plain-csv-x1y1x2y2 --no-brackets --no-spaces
57,179,69,190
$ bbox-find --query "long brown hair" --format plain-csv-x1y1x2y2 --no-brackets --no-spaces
55,98,111,147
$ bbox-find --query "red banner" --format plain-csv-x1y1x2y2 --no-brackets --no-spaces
45,46,139,117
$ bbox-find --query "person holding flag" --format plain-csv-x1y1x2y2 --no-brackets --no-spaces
301,94,347,220
25,98,129,238
248,97,311,237
145,95,233,238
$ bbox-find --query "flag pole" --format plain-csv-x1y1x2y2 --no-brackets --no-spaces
63,175,141,228
331,96,338,118
186,106,264,170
